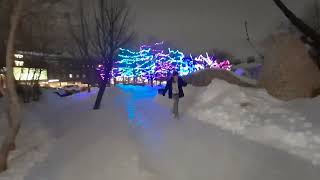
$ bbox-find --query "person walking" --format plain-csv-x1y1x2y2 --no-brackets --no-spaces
162,71,187,119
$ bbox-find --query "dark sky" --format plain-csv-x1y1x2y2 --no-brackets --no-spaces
131,0,315,59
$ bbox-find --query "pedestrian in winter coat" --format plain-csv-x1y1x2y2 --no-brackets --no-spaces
162,71,187,119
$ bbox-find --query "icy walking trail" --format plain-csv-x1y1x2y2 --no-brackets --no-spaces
22,89,154,180
3,84,320,180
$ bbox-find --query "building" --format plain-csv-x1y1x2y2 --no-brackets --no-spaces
45,57,98,88
1,51,99,88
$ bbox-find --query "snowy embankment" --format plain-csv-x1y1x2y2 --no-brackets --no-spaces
183,68,259,88
157,79,320,165
0,95,55,180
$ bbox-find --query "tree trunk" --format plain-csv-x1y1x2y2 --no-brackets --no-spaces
18,67,24,81
113,78,116,86
0,0,23,173
151,77,154,87
273,0,320,68
26,67,31,83
93,82,106,110
31,68,38,86
87,84,91,93
274,0,320,44
133,77,137,85
0,75,5,96
37,69,42,81
93,60,113,109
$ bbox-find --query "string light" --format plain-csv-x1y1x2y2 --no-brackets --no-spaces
108,42,232,82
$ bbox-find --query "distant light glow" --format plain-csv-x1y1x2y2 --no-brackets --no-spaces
48,79,60,83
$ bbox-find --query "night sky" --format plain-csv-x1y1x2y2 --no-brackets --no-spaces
131,0,315,59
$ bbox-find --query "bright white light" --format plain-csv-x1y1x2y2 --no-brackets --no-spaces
13,67,47,81
14,60,24,67
48,79,60,83
14,54,23,59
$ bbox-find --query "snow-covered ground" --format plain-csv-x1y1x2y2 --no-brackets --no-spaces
0,95,55,180
1,83,320,180
158,79,320,165
1,88,155,180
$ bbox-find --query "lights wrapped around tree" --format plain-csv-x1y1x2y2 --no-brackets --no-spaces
96,64,106,81
115,47,155,79
153,48,185,80
194,53,232,71
112,42,232,82
217,60,232,71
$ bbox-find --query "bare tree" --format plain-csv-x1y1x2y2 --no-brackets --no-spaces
273,0,320,68
0,0,13,69
19,14,54,53
312,0,320,31
206,48,235,62
69,0,134,109
301,0,320,33
0,72,5,96
244,21,265,60
19,9,56,102
67,0,93,92
0,0,63,172
0,0,24,172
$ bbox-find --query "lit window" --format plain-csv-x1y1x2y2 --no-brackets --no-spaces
76,74,80,78
14,54,23,59
14,60,24,67
69,74,73,78
83,74,86,78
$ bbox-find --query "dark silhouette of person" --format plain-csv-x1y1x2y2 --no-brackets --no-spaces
162,71,187,119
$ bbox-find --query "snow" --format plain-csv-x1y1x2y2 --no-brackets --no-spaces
1,83,320,180
229,71,258,85
0,96,55,180
10,88,155,180
165,79,320,166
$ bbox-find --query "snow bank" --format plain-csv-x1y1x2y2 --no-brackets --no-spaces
184,68,258,88
0,131,53,180
161,79,320,165
0,94,55,180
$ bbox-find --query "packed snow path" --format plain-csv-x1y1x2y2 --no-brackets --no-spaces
23,86,320,180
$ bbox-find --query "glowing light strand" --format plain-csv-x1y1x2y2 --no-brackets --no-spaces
111,42,232,81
